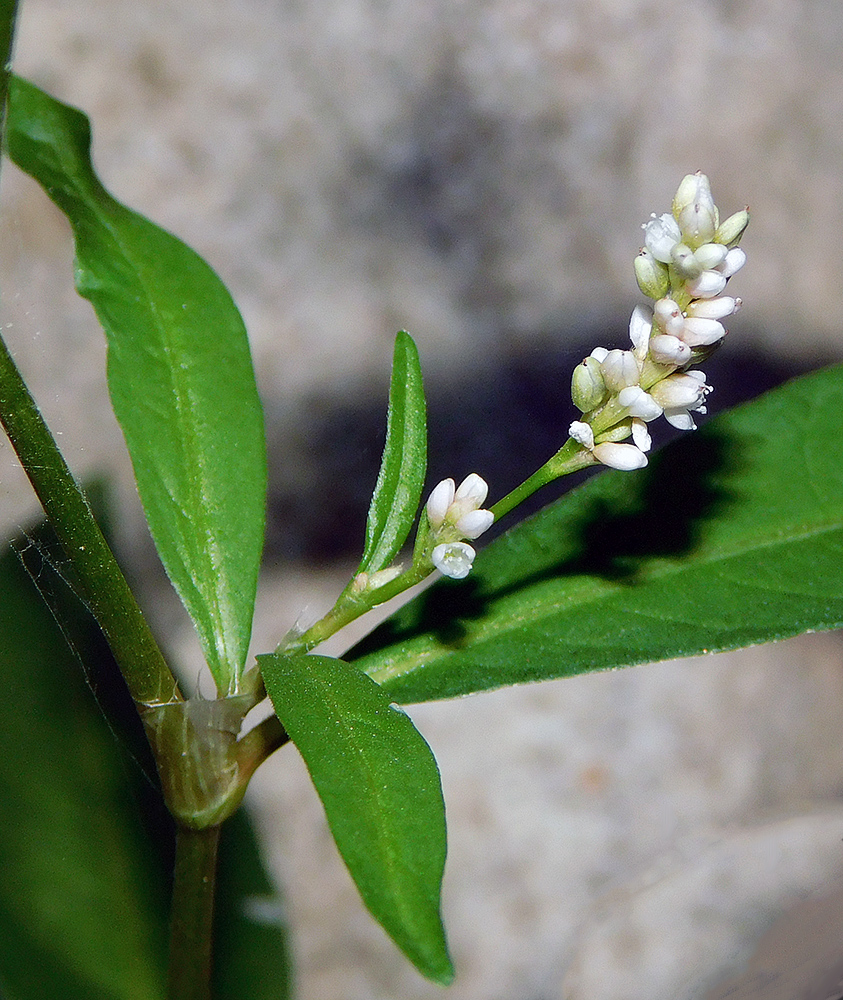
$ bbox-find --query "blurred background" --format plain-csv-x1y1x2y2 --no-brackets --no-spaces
2,1,843,997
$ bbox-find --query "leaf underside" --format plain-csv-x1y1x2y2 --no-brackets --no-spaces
5,76,267,692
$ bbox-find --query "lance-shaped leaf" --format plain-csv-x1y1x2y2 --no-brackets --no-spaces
357,331,427,575
348,363,843,702
5,76,266,693
258,651,453,984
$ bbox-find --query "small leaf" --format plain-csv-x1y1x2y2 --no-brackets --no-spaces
5,76,266,692
348,364,843,701
258,651,453,984
358,331,427,575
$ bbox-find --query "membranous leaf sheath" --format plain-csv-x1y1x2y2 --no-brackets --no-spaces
6,76,267,692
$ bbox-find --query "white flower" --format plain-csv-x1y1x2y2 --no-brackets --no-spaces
569,419,649,470
628,305,653,359
591,442,649,471
649,371,711,429
426,474,493,539
648,334,692,365
431,541,476,579
643,213,682,263
672,172,718,247
426,478,456,529
618,385,663,421
600,349,640,392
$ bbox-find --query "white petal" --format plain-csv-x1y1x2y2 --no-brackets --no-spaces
454,473,489,507
426,478,455,528
618,385,663,421
600,349,640,392
455,508,495,539
589,347,609,363
643,213,682,263
650,373,708,409
692,243,728,270
631,418,652,453
686,270,728,298
718,247,746,278
663,409,697,431
569,420,595,450
431,541,476,579
648,334,692,365
680,317,726,347
686,296,737,320
592,442,648,470
628,305,653,356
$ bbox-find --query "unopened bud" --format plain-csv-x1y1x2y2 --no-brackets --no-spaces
571,356,607,412
634,249,670,299
715,209,750,248
673,171,718,247
600,349,640,393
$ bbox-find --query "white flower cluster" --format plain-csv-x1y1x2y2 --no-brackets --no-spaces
426,473,494,579
569,172,748,470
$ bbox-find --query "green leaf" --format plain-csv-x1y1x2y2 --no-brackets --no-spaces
213,810,292,1000
348,363,843,701
357,331,427,575
5,76,266,692
258,651,453,984
0,524,168,1000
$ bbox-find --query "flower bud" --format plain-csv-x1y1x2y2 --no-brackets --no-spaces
692,243,728,270
718,247,746,278
592,442,648,470
649,334,692,365
454,508,495,540
671,242,703,279
685,270,727,299
600,349,640,393
571,356,607,412
715,209,750,248
618,385,663,421
673,172,718,247
687,295,739,320
653,298,685,338
634,249,670,299
426,478,455,528
650,372,709,409
680,317,726,347
454,473,489,507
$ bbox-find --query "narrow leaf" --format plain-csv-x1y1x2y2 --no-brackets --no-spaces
258,651,453,984
358,331,427,575
348,364,843,701
5,76,266,692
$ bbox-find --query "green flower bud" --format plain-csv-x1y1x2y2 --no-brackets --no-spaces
634,249,670,299
571,356,607,413
715,208,750,248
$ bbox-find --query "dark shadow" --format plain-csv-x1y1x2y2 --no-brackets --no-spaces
347,422,743,658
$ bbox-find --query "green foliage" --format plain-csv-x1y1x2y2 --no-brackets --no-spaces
0,526,168,1000
357,331,427,575
0,517,290,1000
259,651,453,985
5,76,267,694
350,364,843,701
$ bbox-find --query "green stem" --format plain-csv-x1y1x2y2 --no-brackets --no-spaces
491,438,595,522
168,824,221,1000
0,338,180,706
